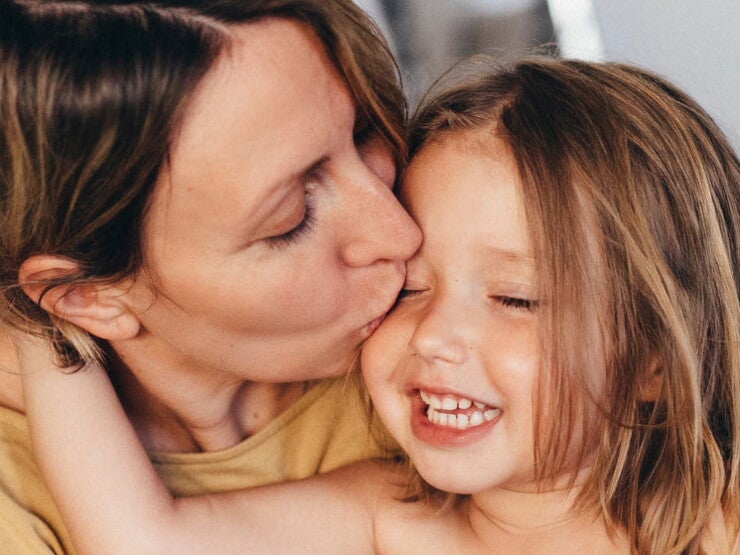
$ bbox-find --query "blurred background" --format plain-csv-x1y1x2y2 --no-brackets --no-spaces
356,0,740,151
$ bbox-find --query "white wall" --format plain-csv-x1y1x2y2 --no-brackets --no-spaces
354,0,396,51
591,0,740,152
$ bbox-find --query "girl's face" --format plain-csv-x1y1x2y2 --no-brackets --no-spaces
121,19,421,384
362,133,542,494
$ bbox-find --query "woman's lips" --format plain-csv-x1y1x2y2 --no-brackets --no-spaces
363,314,386,337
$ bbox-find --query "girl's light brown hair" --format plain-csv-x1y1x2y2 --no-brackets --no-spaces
407,58,739,553
0,0,406,367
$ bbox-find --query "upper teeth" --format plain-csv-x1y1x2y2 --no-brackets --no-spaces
420,390,483,411
419,389,501,430
426,406,500,429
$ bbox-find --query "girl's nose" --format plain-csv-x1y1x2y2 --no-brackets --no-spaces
408,297,469,366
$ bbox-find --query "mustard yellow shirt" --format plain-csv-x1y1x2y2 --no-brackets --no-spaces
0,377,390,554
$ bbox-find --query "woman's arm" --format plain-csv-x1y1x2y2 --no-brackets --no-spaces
18,337,395,555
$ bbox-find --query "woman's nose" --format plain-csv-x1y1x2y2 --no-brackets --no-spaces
340,178,421,268
409,297,469,366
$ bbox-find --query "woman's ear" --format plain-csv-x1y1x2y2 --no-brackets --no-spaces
18,255,140,341
640,356,664,402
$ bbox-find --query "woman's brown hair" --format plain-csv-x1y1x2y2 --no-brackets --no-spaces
0,0,405,366
407,58,739,553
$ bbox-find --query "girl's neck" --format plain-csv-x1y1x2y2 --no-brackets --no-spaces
107,339,308,454
0,329,24,412
467,480,630,553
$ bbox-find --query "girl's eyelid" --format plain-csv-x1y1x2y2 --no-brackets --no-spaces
486,280,539,311
486,278,536,297
397,280,429,300
402,277,428,291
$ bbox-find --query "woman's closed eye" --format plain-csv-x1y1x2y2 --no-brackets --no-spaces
265,184,317,248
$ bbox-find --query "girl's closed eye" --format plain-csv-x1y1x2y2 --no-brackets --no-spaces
396,283,427,301
490,295,538,311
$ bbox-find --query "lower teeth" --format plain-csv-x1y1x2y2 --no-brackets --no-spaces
426,406,500,429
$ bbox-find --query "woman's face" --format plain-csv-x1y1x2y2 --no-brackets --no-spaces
123,18,421,384
362,134,543,494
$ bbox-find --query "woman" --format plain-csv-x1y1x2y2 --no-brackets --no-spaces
0,1,420,552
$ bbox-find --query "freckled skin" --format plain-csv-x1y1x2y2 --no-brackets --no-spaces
363,134,540,494
362,132,631,553
106,19,421,451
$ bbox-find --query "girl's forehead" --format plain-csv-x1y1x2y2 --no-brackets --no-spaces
401,133,532,271
402,128,508,186
404,131,519,205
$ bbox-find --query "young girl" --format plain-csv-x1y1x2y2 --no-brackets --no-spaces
17,59,739,554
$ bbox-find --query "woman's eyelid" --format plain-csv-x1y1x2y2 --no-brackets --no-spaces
264,178,320,248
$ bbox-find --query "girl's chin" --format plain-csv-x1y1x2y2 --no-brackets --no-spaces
410,462,492,495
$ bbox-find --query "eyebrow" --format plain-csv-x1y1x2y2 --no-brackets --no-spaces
482,245,535,267
272,155,329,192
256,154,329,218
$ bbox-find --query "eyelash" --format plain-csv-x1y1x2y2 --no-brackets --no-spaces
265,187,316,248
267,113,368,250
396,290,538,312
492,296,538,311
396,287,421,301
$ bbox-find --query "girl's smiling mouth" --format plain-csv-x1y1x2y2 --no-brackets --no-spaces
409,388,503,447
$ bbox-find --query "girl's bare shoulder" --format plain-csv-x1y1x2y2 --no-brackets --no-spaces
314,458,407,496
373,492,479,555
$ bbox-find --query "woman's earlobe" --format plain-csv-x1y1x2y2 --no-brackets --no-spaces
18,255,140,341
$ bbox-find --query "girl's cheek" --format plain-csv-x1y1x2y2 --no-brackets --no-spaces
362,310,410,382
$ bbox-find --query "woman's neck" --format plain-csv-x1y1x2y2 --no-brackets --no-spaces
467,480,630,553
107,338,308,453
0,325,310,452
